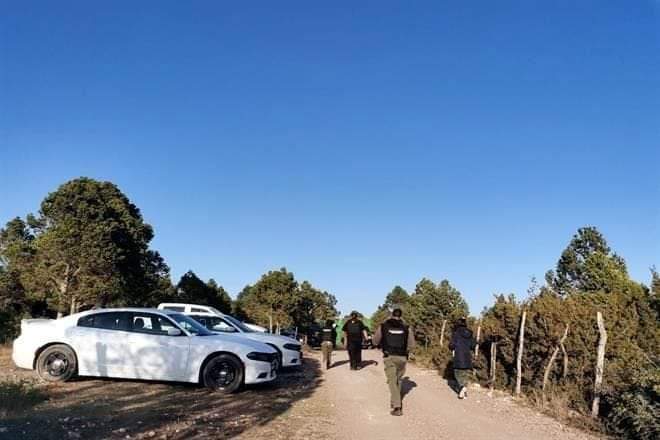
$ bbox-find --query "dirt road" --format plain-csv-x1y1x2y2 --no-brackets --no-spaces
315,349,602,440
1,346,603,440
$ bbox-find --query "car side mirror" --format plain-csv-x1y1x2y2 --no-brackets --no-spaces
167,328,183,336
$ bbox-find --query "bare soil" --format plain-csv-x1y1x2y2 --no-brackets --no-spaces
324,349,604,440
0,346,327,440
0,346,605,440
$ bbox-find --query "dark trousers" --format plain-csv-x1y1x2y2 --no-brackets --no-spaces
347,340,362,369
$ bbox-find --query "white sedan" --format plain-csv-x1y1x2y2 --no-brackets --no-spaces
12,308,279,393
157,303,303,368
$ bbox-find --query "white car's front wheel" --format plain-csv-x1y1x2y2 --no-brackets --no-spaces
202,354,244,393
36,344,77,382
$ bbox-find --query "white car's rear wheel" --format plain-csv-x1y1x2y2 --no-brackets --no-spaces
36,344,77,382
202,354,244,393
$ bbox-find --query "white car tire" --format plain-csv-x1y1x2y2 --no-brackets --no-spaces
202,354,244,393
36,344,77,382
266,344,283,371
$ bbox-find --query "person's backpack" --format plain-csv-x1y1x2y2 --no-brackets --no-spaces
381,319,409,356
345,320,363,340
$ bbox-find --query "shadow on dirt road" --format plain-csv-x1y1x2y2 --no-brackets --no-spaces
0,347,323,440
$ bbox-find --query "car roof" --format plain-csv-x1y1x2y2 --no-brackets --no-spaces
158,303,212,308
77,307,179,316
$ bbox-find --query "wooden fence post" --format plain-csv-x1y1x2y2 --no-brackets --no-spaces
542,324,569,393
561,333,569,379
592,312,607,418
439,319,447,347
515,310,527,396
474,320,481,357
490,341,497,392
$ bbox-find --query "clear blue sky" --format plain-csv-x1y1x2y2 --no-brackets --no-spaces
1,1,659,316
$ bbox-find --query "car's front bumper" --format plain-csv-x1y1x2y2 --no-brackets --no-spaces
282,349,302,367
244,359,278,384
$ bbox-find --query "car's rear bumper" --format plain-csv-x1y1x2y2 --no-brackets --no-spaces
12,336,34,370
244,360,277,384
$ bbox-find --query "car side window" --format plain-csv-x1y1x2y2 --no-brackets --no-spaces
189,315,207,327
191,307,207,313
211,318,236,333
77,315,95,327
78,312,129,331
163,306,185,312
129,313,177,336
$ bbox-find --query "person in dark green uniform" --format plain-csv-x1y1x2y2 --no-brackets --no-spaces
320,319,337,369
373,305,415,416
342,311,368,370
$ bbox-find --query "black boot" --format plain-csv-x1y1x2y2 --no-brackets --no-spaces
390,407,402,416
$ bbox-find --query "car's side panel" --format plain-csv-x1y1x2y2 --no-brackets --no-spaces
68,326,130,378
124,332,190,381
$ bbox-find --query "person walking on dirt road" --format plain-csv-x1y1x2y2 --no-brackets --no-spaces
373,305,415,416
321,319,337,369
449,317,477,399
342,311,368,370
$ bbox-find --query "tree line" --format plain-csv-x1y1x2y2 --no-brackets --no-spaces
2,178,657,439
0,178,337,340
371,227,659,440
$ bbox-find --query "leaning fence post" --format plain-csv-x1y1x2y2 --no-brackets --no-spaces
474,320,481,357
560,331,569,379
515,310,527,396
591,311,607,418
439,319,447,347
542,324,569,393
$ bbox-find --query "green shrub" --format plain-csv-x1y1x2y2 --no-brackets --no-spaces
0,310,21,344
607,362,660,440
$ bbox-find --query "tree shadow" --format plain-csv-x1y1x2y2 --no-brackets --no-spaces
0,349,324,440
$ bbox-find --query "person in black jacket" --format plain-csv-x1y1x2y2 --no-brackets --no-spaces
448,317,476,399
373,305,416,416
342,311,368,370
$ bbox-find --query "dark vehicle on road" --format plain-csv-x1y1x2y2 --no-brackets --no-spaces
305,323,323,348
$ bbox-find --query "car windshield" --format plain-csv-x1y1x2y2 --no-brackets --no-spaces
168,313,214,336
207,306,223,315
223,315,254,333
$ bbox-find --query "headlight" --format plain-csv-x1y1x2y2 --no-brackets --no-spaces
283,343,301,351
247,352,275,362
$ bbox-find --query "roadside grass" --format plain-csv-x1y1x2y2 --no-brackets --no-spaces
0,380,47,418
